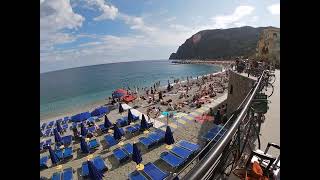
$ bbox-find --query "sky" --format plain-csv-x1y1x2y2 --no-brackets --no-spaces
40,0,280,73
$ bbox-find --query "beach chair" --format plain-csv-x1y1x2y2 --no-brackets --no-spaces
123,143,133,156
63,147,73,159
52,172,61,180
48,121,54,128
62,124,68,130
129,171,148,180
40,156,48,169
160,152,185,169
116,118,128,127
170,146,192,160
139,137,157,149
61,135,72,146
143,162,169,180
113,148,129,163
148,132,165,143
126,124,140,134
44,129,51,136
177,140,200,154
87,126,96,133
98,124,108,132
55,149,64,160
62,168,73,180
88,139,100,149
104,135,118,147
81,156,108,177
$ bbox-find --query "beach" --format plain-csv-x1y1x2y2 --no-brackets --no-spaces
40,67,230,179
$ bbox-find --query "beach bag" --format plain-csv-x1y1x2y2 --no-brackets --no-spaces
233,161,269,180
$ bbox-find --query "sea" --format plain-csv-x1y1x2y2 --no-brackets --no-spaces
40,60,222,121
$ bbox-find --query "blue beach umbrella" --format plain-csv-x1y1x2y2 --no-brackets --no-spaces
104,115,112,129
128,109,133,124
165,126,175,145
80,123,88,137
119,103,124,113
132,143,142,165
140,114,148,131
53,128,62,144
80,138,90,154
48,145,59,165
88,160,104,180
113,124,123,140
56,122,63,133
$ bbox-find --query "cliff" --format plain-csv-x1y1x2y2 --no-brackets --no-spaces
169,26,275,60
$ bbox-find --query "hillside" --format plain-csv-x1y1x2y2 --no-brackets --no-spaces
169,26,277,60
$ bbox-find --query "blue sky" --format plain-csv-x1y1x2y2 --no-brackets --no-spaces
40,0,280,73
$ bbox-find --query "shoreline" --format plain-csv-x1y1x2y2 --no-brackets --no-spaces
40,67,225,123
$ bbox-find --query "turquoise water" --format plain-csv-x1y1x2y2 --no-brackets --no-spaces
40,60,221,120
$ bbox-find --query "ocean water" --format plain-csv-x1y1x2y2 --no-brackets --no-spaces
40,60,222,120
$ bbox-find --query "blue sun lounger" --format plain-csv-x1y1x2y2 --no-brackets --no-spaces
62,168,73,180
177,140,200,154
104,135,118,147
113,148,129,163
123,143,133,156
99,124,108,132
81,156,108,177
63,147,73,159
87,126,96,133
170,146,192,160
48,121,54,127
148,132,165,143
139,137,157,149
88,139,100,149
62,124,68,130
62,135,72,146
129,171,148,180
116,118,128,127
55,149,64,160
52,172,61,180
40,156,48,169
126,124,141,134
160,152,185,169
143,162,169,180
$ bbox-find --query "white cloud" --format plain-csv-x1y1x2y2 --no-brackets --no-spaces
40,0,85,51
166,17,177,22
85,0,118,20
211,5,255,29
267,3,280,15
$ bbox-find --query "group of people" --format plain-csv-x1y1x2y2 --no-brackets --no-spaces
209,104,228,125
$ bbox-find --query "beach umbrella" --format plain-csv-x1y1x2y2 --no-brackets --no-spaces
128,109,133,124
119,103,124,113
53,128,62,144
140,114,148,131
56,122,63,133
48,145,59,165
132,143,142,165
88,160,104,180
113,124,123,140
80,138,90,154
104,115,112,129
165,126,175,146
112,89,127,99
80,123,88,137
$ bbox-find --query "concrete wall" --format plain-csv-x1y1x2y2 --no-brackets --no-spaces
226,71,256,117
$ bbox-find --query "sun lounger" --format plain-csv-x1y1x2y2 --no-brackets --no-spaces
52,172,61,180
62,124,68,130
126,125,139,134
63,147,73,159
40,142,44,151
177,140,200,153
148,132,164,143
123,143,133,156
62,135,72,146
40,156,48,169
139,137,156,149
170,146,192,160
62,168,73,180
104,135,118,147
119,127,125,136
129,171,148,180
55,149,63,160
48,121,54,127
81,156,108,177
88,139,100,149
99,124,108,132
160,152,185,169
143,162,169,180
116,118,128,127
113,148,129,163
87,126,96,133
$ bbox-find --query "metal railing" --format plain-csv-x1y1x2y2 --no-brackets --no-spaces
168,70,266,180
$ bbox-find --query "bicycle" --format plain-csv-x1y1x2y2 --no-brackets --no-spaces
265,70,276,85
258,74,274,98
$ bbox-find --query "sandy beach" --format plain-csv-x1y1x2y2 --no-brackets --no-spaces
40,68,230,180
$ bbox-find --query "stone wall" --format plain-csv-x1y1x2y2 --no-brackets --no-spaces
226,70,256,117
